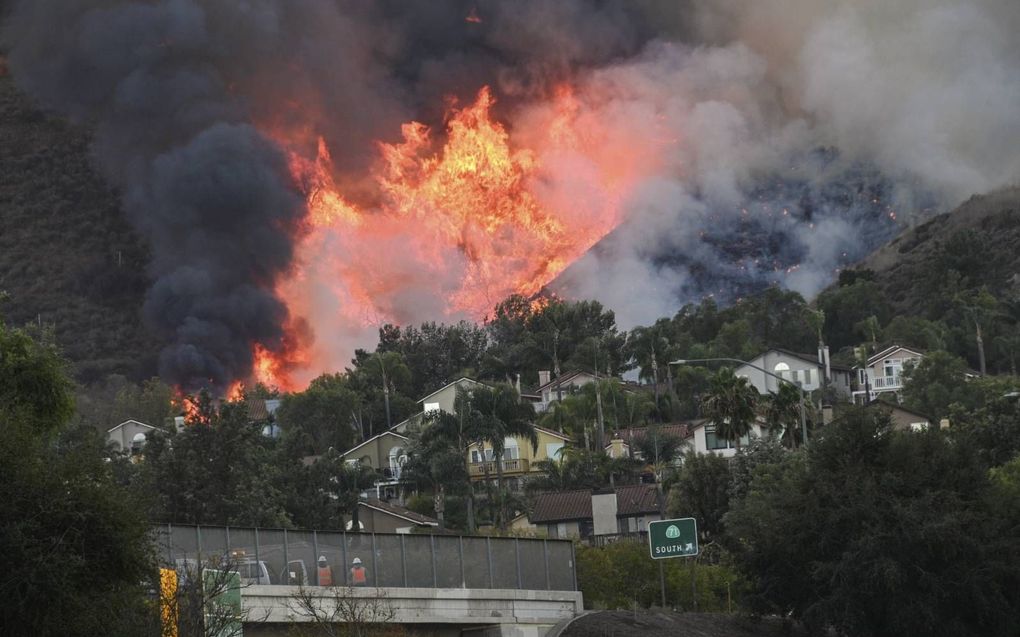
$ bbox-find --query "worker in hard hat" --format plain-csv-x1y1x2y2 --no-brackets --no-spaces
350,557,367,586
317,555,333,586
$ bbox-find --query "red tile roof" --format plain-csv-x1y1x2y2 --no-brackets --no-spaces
615,484,662,516
529,489,593,523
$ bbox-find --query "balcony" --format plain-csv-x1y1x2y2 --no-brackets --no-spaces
872,375,903,390
468,458,530,477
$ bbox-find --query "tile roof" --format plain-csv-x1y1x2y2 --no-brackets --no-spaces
529,489,593,523
246,398,271,422
610,423,695,446
615,484,663,516
361,499,438,525
530,485,663,524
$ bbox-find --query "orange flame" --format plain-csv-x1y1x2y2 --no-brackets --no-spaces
257,83,665,388
465,7,482,23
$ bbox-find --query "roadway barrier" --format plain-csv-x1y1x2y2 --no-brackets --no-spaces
154,524,578,592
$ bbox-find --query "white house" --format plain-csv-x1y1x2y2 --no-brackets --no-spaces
686,418,767,459
735,348,853,400
534,369,602,413
106,419,158,454
852,345,924,403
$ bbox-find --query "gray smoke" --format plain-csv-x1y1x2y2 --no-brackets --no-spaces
5,0,1019,383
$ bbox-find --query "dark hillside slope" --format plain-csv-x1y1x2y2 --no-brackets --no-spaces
0,71,158,382
856,188,1020,316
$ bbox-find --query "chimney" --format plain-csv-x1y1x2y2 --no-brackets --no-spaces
939,418,951,430
823,345,831,382
174,416,185,432
515,373,522,398
538,370,551,386
822,404,834,425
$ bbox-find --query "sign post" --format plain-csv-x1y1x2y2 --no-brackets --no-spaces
647,518,698,609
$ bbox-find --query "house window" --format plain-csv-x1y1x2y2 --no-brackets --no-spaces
503,438,520,460
424,402,440,413
546,442,564,460
774,362,790,374
705,426,749,450
803,369,812,385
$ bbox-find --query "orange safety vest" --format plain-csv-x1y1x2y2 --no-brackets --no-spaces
318,565,332,586
351,566,367,585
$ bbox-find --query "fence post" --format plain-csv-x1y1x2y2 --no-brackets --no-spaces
486,536,494,588
341,532,348,585
225,527,231,558
283,529,290,585
196,525,202,563
430,535,438,587
570,541,578,591
312,531,319,586
370,533,378,587
400,535,407,587
254,528,261,583
458,536,466,588
543,540,550,591
166,523,174,565
514,538,522,589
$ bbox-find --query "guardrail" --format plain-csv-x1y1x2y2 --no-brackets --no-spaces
154,524,577,591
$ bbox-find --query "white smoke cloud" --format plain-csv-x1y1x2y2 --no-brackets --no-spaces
548,0,1020,328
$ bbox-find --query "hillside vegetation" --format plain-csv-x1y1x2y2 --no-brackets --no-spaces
0,72,158,382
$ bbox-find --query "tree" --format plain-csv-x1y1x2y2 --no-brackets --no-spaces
760,383,803,448
900,351,972,422
467,383,538,528
276,373,360,455
401,389,484,531
700,368,759,450
668,451,731,541
725,407,1020,636
318,454,379,531
0,321,155,635
141,402,290,527
632,424,687,483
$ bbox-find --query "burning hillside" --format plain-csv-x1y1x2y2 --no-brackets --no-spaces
259,85,660,388
4,1,1018,393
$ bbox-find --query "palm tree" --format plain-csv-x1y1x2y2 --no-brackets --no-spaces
469,383,538,529
633,425,688,483
761,383,802,448
700,368,759,451
321,453,379,531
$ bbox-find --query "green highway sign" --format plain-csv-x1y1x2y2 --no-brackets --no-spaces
648,518,698,559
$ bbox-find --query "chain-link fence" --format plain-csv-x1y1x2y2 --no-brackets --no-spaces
155,524,577,591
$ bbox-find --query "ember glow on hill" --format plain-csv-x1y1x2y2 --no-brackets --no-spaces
258,85,666,389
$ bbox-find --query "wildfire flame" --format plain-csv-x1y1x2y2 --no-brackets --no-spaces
254,83,665,389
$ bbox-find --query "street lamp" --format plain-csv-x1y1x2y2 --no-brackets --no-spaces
670,358,809,446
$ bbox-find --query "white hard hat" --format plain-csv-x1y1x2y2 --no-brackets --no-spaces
352,557,362,565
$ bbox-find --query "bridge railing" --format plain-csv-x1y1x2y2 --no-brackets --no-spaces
154,524,577,591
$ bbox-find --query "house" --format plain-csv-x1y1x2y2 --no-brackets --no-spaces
466,426,572,491
687,418,767,459
871,401,937,431
534,369,600,413
529,484,664,540
604,423,692,460
391,377,488,433
336,431,410,500
736,347,853,399
852,345,924,403
106,419,158,454
353,499,439,534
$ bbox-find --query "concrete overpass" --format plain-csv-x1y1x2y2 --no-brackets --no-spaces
242,584,583,637
156,524,582,636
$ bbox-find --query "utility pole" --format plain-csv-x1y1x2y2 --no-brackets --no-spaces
379,356,392,430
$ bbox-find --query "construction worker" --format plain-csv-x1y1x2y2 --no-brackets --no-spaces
317,555,332,586
350,557,367,586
